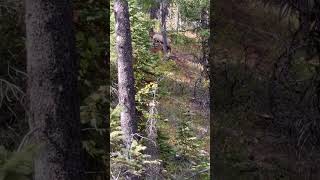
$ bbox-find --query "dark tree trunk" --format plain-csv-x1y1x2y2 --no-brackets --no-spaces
209,0,216,179
149,2,159,20
25,0,83,180
114,0,137,151
160,0,169,55
149,1,159,33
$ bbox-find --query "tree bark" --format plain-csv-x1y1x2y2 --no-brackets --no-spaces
209,0,215,179
114,0,137,151
114,1,139,179
160,0,169,55
25,0,83,180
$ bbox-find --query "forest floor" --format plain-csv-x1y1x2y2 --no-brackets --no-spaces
156,32,210,178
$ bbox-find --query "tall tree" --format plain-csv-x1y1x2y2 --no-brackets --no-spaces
25,0,83,180
209,0,215,179
114,0,138,151
160,0,169,55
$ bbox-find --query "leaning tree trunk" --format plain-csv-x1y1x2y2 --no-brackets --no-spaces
25,0,83,180
114,0,137,154
160,0,169,55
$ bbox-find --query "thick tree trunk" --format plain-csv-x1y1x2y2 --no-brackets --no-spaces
114,1,139,179
160,0,169,55
25,0,83,180
114,0,137,151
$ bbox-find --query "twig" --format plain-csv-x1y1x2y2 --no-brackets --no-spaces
17,126,40,152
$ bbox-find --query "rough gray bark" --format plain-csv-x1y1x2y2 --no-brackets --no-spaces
114,0,137,151
25,0,83,180
160,0,169,55
114,1,139,179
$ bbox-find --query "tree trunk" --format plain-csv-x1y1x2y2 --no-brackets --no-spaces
209,0,215,180
176,4,180,32
149,2,159,20
25,0,83,180
149,2,159,34
160,0,169,55
114,1,139,179
114,0,137,152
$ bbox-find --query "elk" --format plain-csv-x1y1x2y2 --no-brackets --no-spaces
149,30,171,53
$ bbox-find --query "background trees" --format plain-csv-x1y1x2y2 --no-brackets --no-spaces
110,0,209,179
0,0,211,179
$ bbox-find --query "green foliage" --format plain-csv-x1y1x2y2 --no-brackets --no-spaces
73,1,108,179
176,0,209,22
110,0,210,179
110,106,161,179
110,0,161,87
80,85,108,126
136,82,158,111
175,116,209,177
0,0,28,150
80,85,108,161
170,33,196,46
0,145,39,180
75,0,107,95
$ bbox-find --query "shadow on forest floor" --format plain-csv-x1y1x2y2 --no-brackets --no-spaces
212,60,320,180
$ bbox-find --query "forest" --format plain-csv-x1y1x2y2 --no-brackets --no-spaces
110,0,209,179
0,0,319,180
